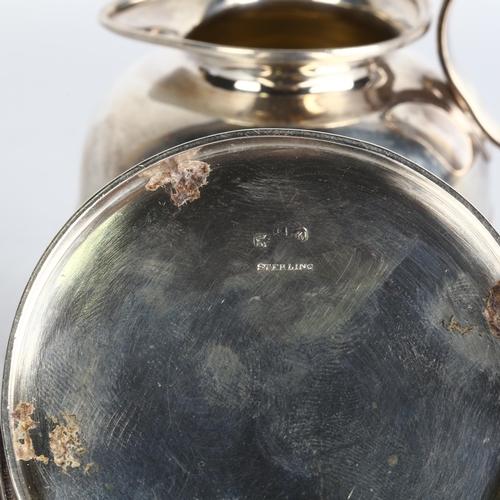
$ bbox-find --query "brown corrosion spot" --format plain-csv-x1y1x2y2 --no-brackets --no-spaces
83,462,93,475
11,402,49,464
441,316,476,335
140,155,210,207
49,412,87,473
486,281,500,338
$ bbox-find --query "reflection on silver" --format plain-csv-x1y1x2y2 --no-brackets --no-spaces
80,0,490,218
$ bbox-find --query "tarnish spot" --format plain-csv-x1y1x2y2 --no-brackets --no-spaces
83,462,99,476
11,402,49,464
49,413,87,473
202,345,251,405
486,281,500,338
83,462,94,476
441,316,476,335
139,153,210,207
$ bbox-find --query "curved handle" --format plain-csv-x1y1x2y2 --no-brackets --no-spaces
438,0,500,146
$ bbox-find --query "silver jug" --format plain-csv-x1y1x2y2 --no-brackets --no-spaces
81,0,495,216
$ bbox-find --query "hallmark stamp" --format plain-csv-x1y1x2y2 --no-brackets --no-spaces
291,227,309,242
253,233,271,248
253,226,309,248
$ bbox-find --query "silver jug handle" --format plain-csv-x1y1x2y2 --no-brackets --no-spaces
438,0,500,146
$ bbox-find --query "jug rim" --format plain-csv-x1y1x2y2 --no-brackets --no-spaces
100,0,432,65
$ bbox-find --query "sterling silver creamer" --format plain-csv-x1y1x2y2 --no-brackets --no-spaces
3,0,500,498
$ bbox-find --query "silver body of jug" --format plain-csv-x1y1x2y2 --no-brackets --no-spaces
81,0,490,216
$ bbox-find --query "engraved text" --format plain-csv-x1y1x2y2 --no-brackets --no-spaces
257,263,314,271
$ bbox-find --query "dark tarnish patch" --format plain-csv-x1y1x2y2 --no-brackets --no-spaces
11,402,49,464
441,316,476,335
140,157,210,207
49,413,87,473
486,281,500,338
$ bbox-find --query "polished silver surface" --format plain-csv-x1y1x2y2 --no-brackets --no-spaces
82,0,490,218
438,0,500,147
100,0,430,64
4,130,500,498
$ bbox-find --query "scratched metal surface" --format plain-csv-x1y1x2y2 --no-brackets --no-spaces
3,130,500,499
